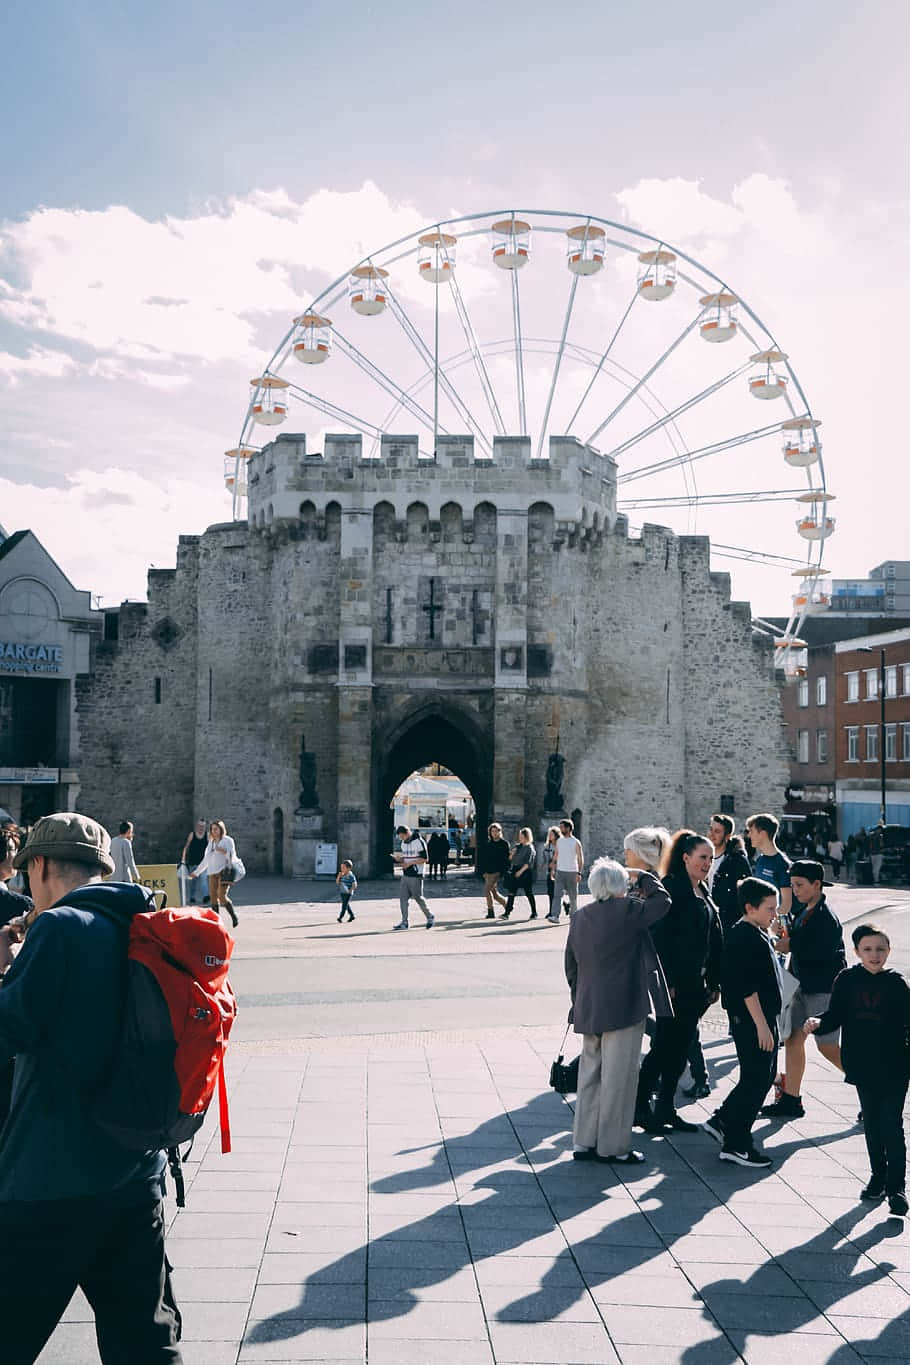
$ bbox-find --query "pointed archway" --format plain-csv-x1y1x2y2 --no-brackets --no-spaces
372,702,491,876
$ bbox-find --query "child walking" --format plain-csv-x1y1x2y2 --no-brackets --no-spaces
703,877,782,1168
806,924,910,1215
336,860,357,923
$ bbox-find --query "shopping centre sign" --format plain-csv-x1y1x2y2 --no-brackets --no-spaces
0,641,63,674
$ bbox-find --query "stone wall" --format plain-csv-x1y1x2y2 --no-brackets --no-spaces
74,432,788,872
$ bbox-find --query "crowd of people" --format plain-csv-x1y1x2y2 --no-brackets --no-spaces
561,812,910,1220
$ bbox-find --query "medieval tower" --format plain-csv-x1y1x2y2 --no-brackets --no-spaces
73,429,788,874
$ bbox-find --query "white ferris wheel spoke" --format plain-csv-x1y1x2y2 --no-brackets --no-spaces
383,280,492,455
619,488,807,511
535,271,580,461
586,318,701,447
617,419,791,485
447,270,506,436
283,380,385,441
563,289,638,438
602,360,754,462
511,269,527,436
331,330,444,437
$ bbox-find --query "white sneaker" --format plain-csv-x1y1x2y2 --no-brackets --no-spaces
719,1147,772,1168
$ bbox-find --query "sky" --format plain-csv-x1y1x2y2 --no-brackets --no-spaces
1,0,907,613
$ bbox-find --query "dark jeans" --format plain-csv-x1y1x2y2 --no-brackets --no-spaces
505,882,537,916
546,876,555,912
688,1031,707,1085
0,1194,181,1364
339,893,353,918
856,1078,909,1194
716,1015,778,1152
638,993,705,1116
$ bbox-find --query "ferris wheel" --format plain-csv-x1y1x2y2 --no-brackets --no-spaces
226,208,834,675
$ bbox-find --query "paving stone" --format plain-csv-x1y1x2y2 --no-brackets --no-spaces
615,1346,737,1365
697,1289,831,1333
596,1304,730,1346
366,1267,479,1301
726,1330,865,1364
586,1270,704,1307
825,1315,910,1357
679,1262,806,1297
802,1279,910,1317
272,1201,367,1227
257,1251,366,1283
172,1268,258,1302
238,1319,365,1360
249,1282,367,1320
473,1253,586,1288
487,1320,621,1362
368,1298,488,1338
479,1283,602,1322
167,1238,266,1268
367,1340,493,1365
180,1301,252,1341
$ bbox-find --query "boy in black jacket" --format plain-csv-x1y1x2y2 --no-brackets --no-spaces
703,878,782,1168
806,924,910,1216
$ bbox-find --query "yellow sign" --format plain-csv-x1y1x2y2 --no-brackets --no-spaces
136,863,183,908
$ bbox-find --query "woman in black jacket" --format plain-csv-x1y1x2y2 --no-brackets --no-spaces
636,830,723,1133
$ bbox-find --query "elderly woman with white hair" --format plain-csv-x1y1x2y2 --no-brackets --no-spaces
565,851,672,1164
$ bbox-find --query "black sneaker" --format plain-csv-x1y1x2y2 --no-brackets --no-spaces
683,1082,711,1099
861,1179,886,1201
720,1147,773,1168
759,1095,805,1120
703,1115,726,1144
889,1191,909,1217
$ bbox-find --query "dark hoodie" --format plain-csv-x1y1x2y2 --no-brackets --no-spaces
0,881,166,1203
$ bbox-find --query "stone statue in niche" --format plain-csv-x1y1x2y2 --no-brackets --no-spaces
297,735,320,810
544,750,566,813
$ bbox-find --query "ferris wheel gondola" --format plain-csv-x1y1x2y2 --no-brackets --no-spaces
226,208,833,671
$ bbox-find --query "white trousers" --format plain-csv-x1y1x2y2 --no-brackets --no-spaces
573,1020,646,1158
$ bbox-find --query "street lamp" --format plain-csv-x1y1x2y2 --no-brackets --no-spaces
858,645,887,824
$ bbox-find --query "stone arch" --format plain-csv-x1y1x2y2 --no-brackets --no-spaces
528,501,554,549
440,501,463,542
324,501,341,544
474,501,497,546
371,699,492,876
406,501,429,541
299,500,317,539
373,500,396,542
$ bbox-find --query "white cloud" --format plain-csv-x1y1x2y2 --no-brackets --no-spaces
0,466,230,604
0,345,76,383
0,182,426,366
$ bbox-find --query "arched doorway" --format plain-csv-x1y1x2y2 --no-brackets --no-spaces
273,806,284,875
373,704,491,876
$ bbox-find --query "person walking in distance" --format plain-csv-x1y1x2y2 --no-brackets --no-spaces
109,821,140,884
335,860,357,923
477,823,510,920
869,823,885,885
827,835,844,882
745,813,792,920
703,878,782,1168
0,813,183,1363
542,825,560,917
760,859,845,1120
191,820,239,928
180,819,209,904
547,818,584,923
805,924,910,1216
501,828,538,921
393,826,434,930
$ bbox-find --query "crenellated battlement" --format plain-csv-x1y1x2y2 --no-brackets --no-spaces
246,432,617,529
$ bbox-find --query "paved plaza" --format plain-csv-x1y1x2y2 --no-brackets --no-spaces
42,874,910,1363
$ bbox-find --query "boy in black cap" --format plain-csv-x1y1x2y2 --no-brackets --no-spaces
806,924,910,1216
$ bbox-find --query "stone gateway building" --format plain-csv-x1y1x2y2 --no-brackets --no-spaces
75,433,788,874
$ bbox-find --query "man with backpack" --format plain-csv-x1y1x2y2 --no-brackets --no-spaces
0,813,184,1364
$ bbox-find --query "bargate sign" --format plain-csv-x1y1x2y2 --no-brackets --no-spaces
0,641,63,674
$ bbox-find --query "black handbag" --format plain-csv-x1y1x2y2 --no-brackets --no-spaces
549,1026,580,1094
498,872,517,895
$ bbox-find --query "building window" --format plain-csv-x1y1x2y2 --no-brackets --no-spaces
903,723,910,762
797,729,810,763
885,723,898,762
902,663,910,696
846,726,859,762
865,725,879,761
846,671,860,702
815,675,827,706
865,668,879,700
797,678,809,707
816,730,828,763
885,665,898,699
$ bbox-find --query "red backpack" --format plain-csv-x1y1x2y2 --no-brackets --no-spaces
91,904,237,1205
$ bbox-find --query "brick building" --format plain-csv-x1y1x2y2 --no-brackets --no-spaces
835,627,910,834
72,432,789,875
